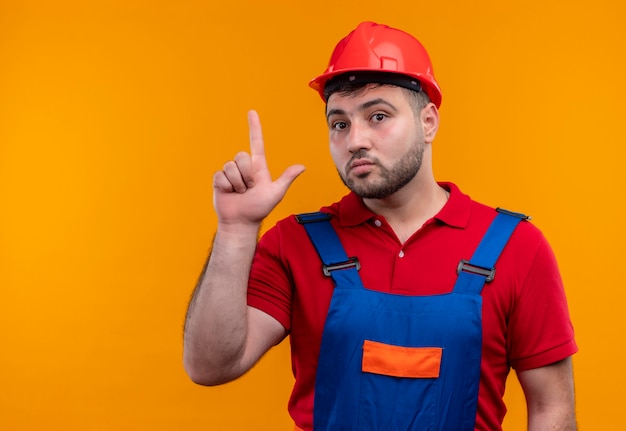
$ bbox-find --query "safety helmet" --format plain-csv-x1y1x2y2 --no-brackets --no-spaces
309,22,442,108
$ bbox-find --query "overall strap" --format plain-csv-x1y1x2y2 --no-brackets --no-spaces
296,212,364,289
453,208,530,295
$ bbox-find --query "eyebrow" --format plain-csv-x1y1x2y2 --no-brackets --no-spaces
326,98,399,121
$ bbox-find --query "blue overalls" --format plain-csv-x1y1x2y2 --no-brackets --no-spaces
297,208,528,431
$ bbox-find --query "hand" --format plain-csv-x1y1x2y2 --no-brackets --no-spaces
212,110,306,228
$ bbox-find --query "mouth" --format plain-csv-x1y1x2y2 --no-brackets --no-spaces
348,159,375,176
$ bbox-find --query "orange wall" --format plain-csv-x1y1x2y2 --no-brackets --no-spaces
1,1,624,429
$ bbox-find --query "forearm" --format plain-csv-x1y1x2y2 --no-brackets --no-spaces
183,224,260,385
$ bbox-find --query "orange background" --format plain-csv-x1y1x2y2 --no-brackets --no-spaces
1,0,624,429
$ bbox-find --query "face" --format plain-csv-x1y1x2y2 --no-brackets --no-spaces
326,85,425,199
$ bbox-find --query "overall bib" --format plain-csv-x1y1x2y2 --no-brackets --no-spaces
297,209,527,431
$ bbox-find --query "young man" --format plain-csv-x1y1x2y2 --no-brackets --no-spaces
184,22,577,430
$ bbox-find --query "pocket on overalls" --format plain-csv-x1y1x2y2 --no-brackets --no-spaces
361,340,442,378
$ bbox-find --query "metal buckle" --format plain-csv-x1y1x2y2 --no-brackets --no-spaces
323,257,361,277
457,259,496,283
496,207,532,221
295,212,332,224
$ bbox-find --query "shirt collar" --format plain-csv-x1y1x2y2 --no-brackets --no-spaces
434,182,471,229
335,182,472,229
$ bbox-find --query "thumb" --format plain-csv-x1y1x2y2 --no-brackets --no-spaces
273,164,306,192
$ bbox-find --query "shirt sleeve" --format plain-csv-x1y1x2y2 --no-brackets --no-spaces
507,233,578,371
247,223,294,332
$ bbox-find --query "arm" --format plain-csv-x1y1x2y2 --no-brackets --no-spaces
517,357,577,431
183,110,305,386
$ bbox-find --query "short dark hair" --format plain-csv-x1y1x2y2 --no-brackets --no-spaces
325,80,431,116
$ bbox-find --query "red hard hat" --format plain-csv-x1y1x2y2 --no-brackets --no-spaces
309,22,442,108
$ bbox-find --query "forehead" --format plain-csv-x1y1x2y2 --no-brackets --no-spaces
326,85,409,113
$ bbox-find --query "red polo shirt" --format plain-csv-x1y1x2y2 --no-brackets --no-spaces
247,182,577,431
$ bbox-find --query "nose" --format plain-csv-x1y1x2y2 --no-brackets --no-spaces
346,120,372,154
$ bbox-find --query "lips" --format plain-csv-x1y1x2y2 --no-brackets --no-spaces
348,158,375,175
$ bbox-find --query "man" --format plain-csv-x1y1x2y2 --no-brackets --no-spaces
184,21,577,430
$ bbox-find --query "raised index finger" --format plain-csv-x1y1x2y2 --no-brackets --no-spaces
247,110,266,161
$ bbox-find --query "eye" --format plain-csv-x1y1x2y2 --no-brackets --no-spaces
331,121,349,131
371,113,387,123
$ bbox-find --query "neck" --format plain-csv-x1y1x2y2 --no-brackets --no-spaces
363,179,449,243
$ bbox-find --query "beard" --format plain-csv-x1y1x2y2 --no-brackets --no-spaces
338,139,424,199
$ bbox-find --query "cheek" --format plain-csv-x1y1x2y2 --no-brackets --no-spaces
329,136,347,166
384,124,418,156
329,145,343,170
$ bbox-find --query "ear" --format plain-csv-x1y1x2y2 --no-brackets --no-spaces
420,103,439,144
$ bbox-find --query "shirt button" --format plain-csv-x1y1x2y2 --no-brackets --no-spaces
398,250,405,258
374,219,382,227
